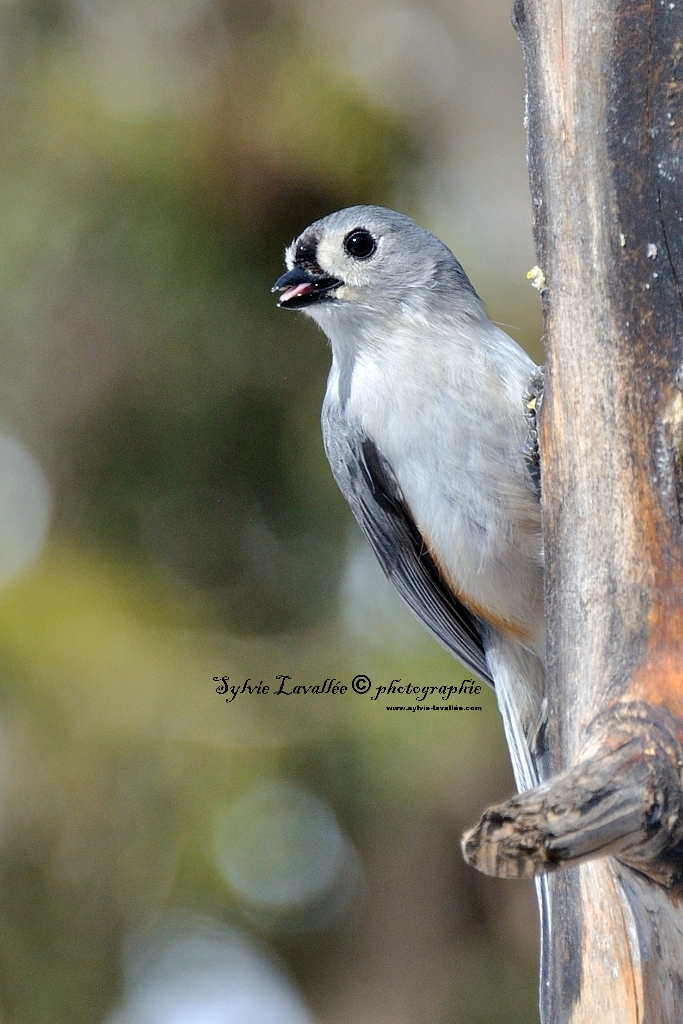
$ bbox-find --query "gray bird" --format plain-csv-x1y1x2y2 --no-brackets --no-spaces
273,205,545,791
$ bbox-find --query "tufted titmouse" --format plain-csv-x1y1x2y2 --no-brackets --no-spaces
273,206,545,791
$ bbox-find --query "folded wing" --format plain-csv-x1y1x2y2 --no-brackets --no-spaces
323,403,493,686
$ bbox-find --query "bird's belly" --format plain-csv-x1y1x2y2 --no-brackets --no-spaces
359,415,542,646
346,340,544,649
397,464,542,644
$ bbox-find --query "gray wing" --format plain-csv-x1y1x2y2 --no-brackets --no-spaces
323,405,493,686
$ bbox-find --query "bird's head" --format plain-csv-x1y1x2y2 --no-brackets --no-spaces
272,205,483,329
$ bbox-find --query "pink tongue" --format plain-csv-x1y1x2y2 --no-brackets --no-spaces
281,281,313,303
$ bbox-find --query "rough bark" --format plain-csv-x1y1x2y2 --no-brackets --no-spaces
462,1,683,1021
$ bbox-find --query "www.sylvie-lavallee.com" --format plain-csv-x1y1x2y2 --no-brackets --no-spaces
214,675,483,703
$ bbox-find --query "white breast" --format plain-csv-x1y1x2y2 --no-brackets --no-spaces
337,318,544,648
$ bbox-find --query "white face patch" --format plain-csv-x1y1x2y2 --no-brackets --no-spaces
314,233,346,279
314,232,380,292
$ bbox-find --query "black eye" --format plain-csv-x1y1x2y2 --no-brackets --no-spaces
343,229,377,260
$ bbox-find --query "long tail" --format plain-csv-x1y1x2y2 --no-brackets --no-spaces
481,632,550,1024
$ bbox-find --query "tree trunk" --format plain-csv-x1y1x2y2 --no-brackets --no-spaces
463,1,683,1021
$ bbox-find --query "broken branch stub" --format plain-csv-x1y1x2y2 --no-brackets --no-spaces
462,702,683,885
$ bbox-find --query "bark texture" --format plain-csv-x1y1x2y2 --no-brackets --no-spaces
464,1,683,1020
524,1,683,1020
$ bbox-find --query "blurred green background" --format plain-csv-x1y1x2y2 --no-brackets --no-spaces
0,0,544,1021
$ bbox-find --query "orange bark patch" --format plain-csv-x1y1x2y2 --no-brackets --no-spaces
628,652,683,725
626,604,683,731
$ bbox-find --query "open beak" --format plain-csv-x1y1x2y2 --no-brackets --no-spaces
272,266,343,308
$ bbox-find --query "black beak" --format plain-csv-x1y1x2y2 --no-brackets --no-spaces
272,265,343,309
